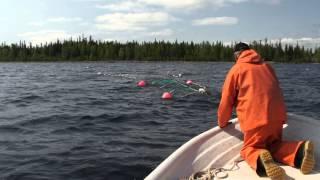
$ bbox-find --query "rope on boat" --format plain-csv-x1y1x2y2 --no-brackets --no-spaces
181,159,244,180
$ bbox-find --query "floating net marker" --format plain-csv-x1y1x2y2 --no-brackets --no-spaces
162,92,173,100
107,72,211,99
149,78,208,99
137,80,147,87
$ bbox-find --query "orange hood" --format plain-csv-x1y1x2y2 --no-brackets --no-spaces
237,49,262,64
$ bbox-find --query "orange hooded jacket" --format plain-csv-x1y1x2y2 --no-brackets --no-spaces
218,49,287,132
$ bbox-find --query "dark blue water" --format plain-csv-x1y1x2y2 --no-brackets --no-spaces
0,62,319,180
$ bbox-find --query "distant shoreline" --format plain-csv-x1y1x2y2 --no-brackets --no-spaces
1,37,319,63
0,60,318,64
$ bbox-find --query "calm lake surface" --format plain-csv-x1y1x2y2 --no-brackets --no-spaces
0,62,319,180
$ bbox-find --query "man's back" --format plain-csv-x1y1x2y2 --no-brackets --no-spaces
218,49,287,132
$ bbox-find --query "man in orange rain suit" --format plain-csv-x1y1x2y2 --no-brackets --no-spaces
218,42,315,179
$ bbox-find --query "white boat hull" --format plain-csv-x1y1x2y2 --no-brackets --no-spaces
145,113,320,180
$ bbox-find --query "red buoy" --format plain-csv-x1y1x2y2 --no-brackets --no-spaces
186,80,193,85
162,92,173,100
137,80,147,87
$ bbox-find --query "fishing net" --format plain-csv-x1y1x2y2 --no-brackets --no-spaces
150,79,207,98
104,72,210,98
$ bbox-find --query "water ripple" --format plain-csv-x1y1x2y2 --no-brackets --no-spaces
0,62,318,180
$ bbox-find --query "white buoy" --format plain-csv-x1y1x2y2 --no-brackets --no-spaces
198,88,206,94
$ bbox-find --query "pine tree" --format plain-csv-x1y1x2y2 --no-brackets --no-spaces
0,36,318,62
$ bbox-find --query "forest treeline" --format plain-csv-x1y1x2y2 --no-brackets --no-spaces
1,36,320,62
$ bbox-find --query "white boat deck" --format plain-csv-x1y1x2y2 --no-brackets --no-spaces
145,113,320,180
227,160,320,179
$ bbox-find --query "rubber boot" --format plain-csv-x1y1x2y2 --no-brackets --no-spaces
295,141,315,174
259,150,286,180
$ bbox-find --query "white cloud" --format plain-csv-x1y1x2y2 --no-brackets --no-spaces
73,0,104,2
138,0,204,9
147,28,173,37
95,12,175,31
192,17,238,26
223,37,320,49
17,30,80,45
139,0,250,9
222,41,235,46
254,0,281,5
47,17,83,23
96,1,147,12
95,0,249,12
96,0,280,11
271,37,320,48
104,38,117,42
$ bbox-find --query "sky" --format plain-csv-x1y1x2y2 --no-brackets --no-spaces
0,0,320,48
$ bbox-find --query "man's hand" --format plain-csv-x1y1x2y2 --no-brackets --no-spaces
219,121,232,128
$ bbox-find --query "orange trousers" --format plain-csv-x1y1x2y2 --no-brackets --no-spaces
240,122,303,171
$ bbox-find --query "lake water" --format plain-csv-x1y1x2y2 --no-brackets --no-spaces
0,62,319,180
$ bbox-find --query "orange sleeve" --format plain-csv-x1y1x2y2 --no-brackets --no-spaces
217,67,239,128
